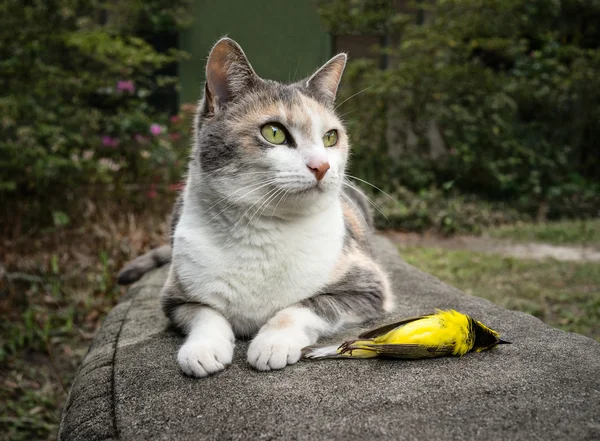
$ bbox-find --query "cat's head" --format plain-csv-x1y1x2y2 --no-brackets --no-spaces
191,38,348,217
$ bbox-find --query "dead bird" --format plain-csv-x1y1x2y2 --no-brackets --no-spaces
302,309,510,360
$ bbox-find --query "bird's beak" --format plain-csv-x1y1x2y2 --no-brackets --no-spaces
497,339,511,345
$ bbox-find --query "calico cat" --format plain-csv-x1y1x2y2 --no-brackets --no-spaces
117,38,394,376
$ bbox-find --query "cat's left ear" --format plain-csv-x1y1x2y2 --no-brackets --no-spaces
305,53,347,108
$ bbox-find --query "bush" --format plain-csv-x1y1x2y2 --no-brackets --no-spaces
0,0,192,230
318,0,600,220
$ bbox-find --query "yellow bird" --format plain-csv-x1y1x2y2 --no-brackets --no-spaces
302,309,510,360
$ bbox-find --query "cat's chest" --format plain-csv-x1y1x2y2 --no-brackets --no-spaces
174,206,344,328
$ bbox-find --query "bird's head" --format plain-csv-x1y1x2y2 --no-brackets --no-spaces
471,319,511,352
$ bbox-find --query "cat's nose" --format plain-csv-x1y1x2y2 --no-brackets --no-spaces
307,161,330,181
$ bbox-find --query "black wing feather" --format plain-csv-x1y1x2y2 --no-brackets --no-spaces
358,314,433,339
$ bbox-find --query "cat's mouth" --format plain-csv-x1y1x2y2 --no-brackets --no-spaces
293,182,325,195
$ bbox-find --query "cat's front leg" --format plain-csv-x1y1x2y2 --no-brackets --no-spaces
162,272,235,377
247,307,325,371
247,260,393,371
177,307,235,377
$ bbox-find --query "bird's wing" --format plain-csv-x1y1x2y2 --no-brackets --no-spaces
372,344,455,359
358,314,432,339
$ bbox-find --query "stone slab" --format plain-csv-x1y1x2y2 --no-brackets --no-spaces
58,236,600,441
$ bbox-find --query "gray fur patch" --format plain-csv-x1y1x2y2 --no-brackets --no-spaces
117,245,171,285
160,270,206,333
301,264,388,325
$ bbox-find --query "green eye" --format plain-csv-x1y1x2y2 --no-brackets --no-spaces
261,124,287,145
323,130,338,147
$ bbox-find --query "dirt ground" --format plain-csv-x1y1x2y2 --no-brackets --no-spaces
384,232,600,262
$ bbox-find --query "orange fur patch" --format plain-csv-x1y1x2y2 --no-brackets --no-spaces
342,200,366,242
271,313,294,329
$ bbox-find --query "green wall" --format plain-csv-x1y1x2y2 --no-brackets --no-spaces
178,0,331,104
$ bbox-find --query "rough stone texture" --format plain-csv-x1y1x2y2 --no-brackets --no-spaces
58,236,600,441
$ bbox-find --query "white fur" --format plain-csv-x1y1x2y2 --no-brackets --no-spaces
247,306,330,370
178,308,235,377
173,192,345,337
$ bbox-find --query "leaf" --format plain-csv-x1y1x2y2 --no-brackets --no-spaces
52,211,70,228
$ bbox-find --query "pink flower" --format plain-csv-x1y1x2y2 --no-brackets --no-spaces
169,115,181,123
169,132,181,141
150,124,163,136
146,184,157,199
116,80,135,94
101,136,119,148
169,182,185,192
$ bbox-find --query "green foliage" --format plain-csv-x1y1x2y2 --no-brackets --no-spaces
316,0,400,35
0,0,192,228
488,219,600,247
318,0,600,220
399,245,600,341
372,187,528,235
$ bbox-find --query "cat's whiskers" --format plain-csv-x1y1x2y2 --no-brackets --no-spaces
196,170,284,215
337,108,357,119
292,56,302,82
343,181,389,222
343,174,398,203
238,187,283,238
201,179,278,226
256,187,287,221
269,187,292,226
334,86,374,111
199,178,276,216
232,186,279,233
341,193,369,228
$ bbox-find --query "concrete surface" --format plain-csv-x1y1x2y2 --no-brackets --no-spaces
58,236,600,441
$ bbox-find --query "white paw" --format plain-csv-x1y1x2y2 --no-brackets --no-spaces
247,328,312,371
177,337,234,377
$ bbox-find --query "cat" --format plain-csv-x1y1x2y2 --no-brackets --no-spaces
117,38,394,377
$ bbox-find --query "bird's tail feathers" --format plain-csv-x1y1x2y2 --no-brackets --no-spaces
302,339,380,360
301,344,343,360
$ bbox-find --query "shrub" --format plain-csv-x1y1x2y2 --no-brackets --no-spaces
0,0,192,230
318,0,600,220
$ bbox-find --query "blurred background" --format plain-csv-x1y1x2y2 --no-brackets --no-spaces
1,1,599,439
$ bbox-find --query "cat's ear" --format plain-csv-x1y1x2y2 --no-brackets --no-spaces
305,53,347,108
202,38,259,115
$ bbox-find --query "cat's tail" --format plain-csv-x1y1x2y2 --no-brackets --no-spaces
117,245,171,285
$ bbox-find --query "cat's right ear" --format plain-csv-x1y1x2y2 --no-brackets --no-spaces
201,38,259,116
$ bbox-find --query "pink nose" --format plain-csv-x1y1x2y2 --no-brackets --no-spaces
307,161,330,181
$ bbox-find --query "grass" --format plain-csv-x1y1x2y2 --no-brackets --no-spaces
0,200,172,441
398,246,600,341
487,219,600,248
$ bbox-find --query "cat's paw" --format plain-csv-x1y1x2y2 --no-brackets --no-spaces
177,337,234,377
247,327,311,371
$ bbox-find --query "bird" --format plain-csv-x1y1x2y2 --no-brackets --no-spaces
302,309,510,360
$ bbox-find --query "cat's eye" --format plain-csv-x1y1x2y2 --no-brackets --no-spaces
261,123,288,145
323,130,338,147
